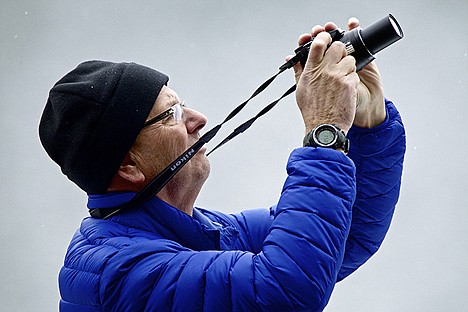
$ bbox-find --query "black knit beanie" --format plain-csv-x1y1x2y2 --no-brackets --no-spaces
39,60,169,194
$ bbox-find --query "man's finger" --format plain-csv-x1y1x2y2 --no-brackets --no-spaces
285,55,303,82
323,41,347,66
340,55,357,74
323,22,338,32
310,25,325,37
298,33,312,46
348,17,360,31
306,32,332,68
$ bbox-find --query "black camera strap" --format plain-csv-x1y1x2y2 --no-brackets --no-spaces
207,84,296,156
90,67,298,219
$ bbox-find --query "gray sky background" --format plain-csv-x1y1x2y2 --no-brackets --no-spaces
1,1,467,311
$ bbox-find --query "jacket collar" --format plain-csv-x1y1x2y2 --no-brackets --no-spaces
88,193,228,251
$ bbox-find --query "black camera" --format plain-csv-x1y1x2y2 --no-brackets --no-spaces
280,14,404,71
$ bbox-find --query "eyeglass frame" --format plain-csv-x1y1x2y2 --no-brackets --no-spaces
142,101,186,128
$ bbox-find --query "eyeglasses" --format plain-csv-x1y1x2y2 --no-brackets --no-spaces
142,101,185,128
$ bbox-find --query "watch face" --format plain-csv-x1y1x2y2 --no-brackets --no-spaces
317,129,335,145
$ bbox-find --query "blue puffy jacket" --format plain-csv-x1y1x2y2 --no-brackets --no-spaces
59,100,405,311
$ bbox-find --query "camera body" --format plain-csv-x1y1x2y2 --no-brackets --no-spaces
281,14,403,72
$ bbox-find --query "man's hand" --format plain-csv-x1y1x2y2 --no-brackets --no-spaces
348,17,386,128
290,18,386,132
292,23,358,135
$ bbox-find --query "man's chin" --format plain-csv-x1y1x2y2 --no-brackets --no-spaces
198,145,207,155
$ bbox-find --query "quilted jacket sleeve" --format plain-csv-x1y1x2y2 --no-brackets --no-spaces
100,149,356,311
337,99,406,281
208,99,405,284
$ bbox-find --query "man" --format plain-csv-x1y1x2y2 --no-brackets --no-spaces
39,18,405,311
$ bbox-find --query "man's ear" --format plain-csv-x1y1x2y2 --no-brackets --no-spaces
117,154,145,185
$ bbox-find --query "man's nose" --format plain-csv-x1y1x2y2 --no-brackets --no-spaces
184,108,208,134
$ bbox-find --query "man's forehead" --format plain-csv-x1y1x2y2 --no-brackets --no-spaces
151,86,180,112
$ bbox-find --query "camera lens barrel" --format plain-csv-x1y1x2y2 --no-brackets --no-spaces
360,14,404,54
340,14,404,71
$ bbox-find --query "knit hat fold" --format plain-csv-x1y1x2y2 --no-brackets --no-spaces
39,60,169,193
